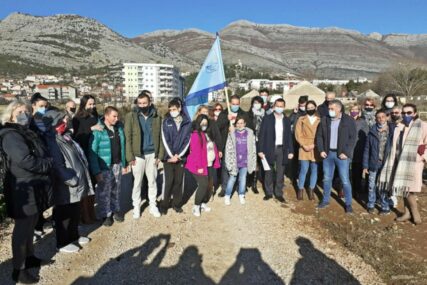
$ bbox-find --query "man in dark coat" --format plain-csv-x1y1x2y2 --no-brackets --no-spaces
258,98,294,202
317,91,336,118
316,99,357,213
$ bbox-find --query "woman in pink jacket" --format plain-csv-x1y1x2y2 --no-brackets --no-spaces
186,114,221,217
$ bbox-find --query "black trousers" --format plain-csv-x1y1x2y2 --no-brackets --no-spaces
53,202,80,248
160,162,184,209
221,154,229,193
192,167,215,206
351,162,365,194
12,213,38,270
264,146,285,197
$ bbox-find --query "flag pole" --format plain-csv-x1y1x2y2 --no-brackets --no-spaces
224,86,231,113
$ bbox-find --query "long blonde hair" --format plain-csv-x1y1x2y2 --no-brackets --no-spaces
1,100,30,125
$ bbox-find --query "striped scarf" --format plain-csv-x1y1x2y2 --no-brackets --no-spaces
378,119,422,197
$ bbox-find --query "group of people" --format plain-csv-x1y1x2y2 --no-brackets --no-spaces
0,88,425,283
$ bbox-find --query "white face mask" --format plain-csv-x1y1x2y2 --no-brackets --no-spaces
385,102,395,109
253,103,262,110
299,106,306,112
214,111,221,117
170,111,180,118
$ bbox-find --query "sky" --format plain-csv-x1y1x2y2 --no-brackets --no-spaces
1,0,426,38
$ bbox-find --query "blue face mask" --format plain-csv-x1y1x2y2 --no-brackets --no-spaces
37,107,46,115
274,107,284,114
377,122,386,129
329,110,336,118
402,115,413,125
230,105,240,113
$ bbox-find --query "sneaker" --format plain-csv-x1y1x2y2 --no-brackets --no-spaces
78,236,90,246
133,207,141,219
58,243,80,253
379,210,391,216
345,205,353,214
113,213,124,223
192,205,201,217
224,195,231,205
149,206,161,218
239,195,246,205
201,203,211,212
367,207,375,214
103,216,113,227
317,202,330,209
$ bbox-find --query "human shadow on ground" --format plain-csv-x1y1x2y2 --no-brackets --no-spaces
290,237,361,285
69,234,361,285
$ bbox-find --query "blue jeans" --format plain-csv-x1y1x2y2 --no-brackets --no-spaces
322,151,352,206
367,170,390,211
226,167,248,196
297,160,318,190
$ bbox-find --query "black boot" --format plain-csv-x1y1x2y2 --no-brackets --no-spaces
252,172,259,194
12,269,39,284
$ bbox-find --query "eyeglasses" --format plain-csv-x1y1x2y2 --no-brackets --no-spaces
401,111,414,115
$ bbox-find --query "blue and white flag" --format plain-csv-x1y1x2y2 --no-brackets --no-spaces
185,35,226,119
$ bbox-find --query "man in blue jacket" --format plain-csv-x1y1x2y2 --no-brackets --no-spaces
316,99,357,213
362,110,394,215
258,98,294,203
159,98,192,215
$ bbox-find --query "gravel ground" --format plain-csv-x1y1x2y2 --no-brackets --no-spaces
0,188,384,285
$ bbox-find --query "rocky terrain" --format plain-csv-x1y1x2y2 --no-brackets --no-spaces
1,13,427,78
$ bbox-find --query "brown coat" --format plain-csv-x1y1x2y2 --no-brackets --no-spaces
295,115,321,162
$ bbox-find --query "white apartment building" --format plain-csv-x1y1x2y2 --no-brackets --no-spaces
122,63,184,102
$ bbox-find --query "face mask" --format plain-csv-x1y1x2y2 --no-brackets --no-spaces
391,114,401,122
37,107,46,115
230,105,240,113
274,107,284,114
214,111,221,117
365,107,374,112
385,102,395,109
261,96,268,103
253,103,262,110
299,106,306,112
87,107,96,115
16,113,30,126
377,122,386,129
55,122,67,135
201,125,208,132
329,110,336,118
306,109,316,116
139,106,150,114
350,111,359,118
70,107,76,113
402,115,413,125
170,111,180,118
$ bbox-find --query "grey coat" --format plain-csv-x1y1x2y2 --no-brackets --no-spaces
225,128,257,176
46,131,94,205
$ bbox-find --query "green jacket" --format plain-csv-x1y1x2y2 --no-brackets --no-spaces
88,121,126,176
124,107,163,163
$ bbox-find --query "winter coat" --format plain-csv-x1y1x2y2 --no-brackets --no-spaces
294,115,321,161
352,118,369,163
317,101,329,118
72,114,99,156
124,106,163,163
46,131,94,205
161,112,192,161
258,113,294,166
185,131,221,176
225,128,257,176
0,124,52,219
315,113,357,159
88,121,126,176
362,123,394,172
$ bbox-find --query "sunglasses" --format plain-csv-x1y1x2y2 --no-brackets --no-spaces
401,111,414,115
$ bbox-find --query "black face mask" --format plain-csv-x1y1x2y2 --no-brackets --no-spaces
139,106,150,114
391,115,401,122
306,109,316,116
70,107,76,113
364,107,374,112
